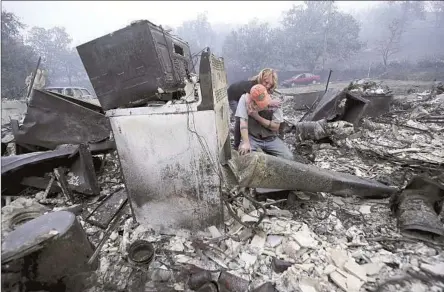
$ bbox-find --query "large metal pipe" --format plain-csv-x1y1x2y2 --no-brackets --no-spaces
228,152,397,198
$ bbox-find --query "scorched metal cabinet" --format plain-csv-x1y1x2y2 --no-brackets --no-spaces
106,50,231,233
77,20,193,110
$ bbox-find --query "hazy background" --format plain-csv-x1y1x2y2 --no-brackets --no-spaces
2,1,444,99
2,1,376,45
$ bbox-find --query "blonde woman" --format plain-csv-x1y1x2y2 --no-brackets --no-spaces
227,68,281,150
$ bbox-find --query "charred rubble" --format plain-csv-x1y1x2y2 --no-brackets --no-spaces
2,19,444,292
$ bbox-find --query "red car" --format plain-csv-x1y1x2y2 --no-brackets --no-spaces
281,73,321,87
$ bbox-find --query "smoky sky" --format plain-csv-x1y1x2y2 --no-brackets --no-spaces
3,1,377,46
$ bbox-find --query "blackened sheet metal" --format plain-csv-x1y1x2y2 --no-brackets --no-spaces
391,176,444,237
362,94,393,118
89,140,116,153
302,88,369,125
85,189,127,229
10,119,44,154
14,89,111,149
76,20,192,110
70,144,100,196
47,91,104,114
342,92,369,125
1,145,78,175
2,142,113,195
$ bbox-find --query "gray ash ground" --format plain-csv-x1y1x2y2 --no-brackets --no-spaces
3,79,443,292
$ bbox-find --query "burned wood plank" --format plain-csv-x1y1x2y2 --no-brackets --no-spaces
53,168,74,202
43,175,55,199
87,202,128,265
85,189,127,229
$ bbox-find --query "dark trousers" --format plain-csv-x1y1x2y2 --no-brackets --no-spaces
229,100,241,149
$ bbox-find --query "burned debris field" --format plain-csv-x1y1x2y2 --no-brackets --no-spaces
1,2,444,292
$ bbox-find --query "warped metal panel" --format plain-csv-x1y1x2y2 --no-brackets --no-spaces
303,89,369,125
1,146,77,175
14,89,111,149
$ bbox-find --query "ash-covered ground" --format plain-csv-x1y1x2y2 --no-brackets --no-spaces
2,79,443,292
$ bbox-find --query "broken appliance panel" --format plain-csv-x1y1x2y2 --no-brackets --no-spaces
77,20,193,110
106,49,229,232
198,49,231,165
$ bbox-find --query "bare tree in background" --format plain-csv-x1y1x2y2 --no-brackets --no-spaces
376,18,403,70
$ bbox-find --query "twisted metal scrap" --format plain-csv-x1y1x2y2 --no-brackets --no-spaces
221,186,267,230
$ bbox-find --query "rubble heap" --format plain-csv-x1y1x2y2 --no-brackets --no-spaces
348,79,392,96
2,80,444,292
